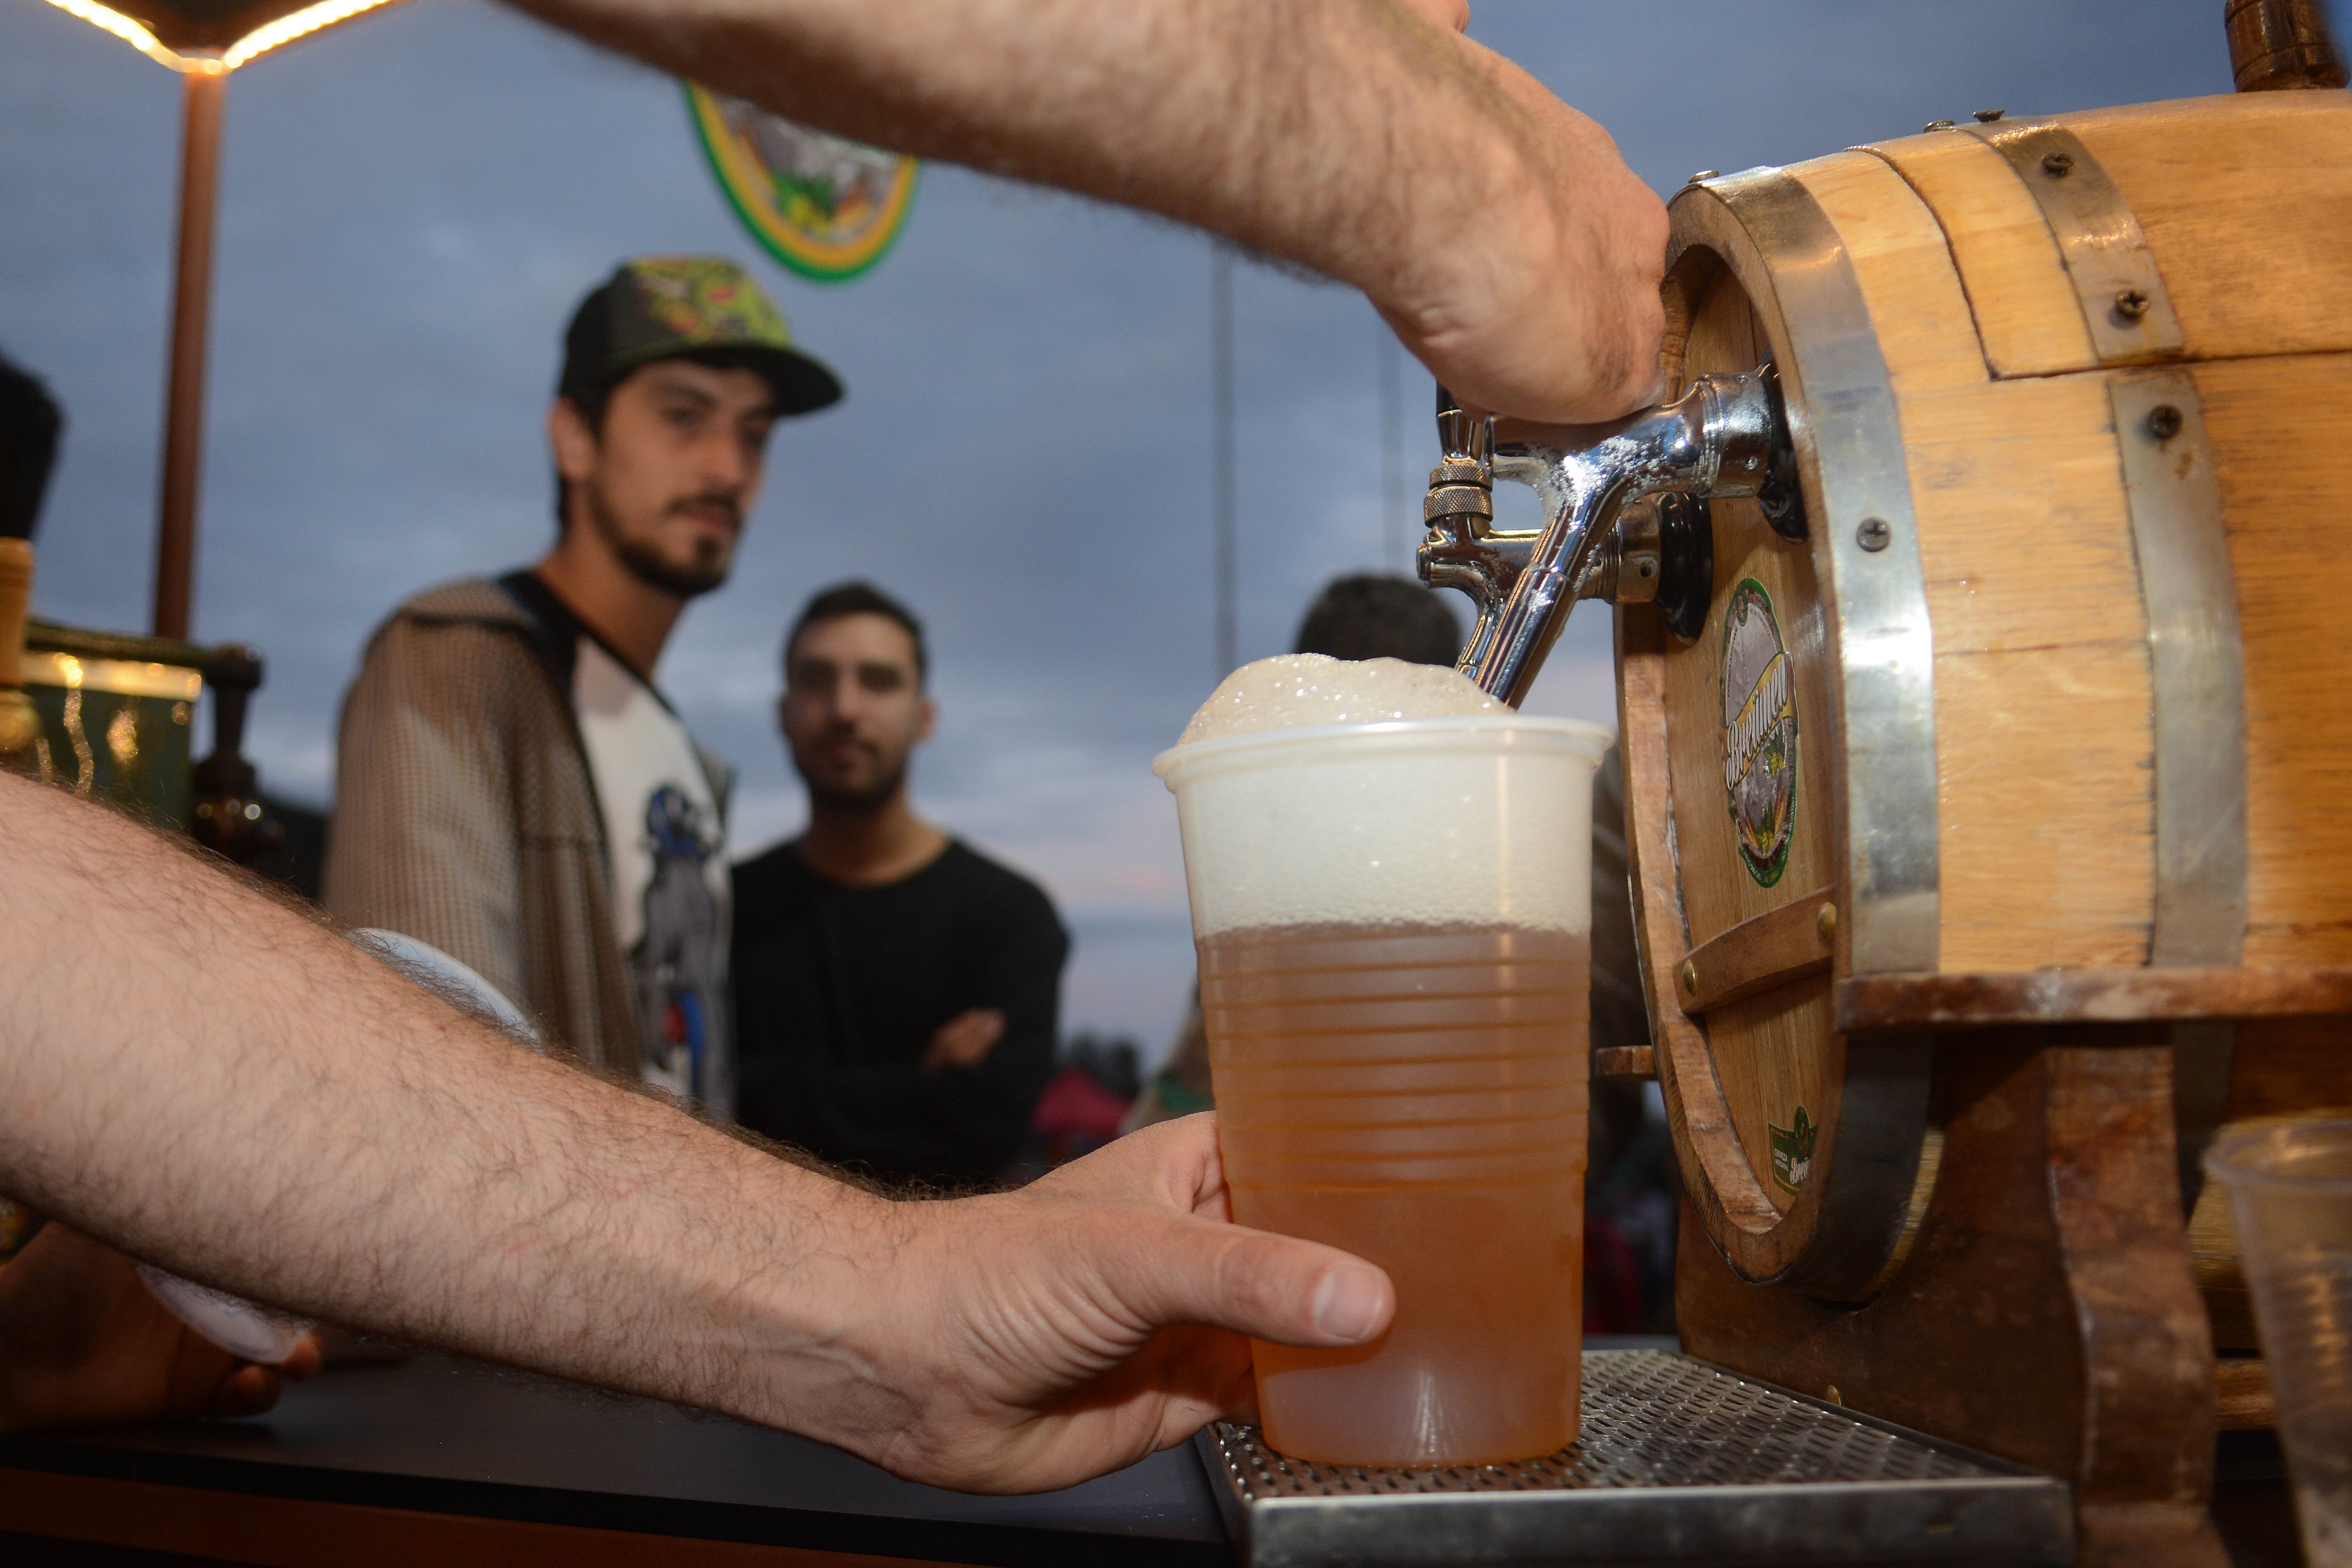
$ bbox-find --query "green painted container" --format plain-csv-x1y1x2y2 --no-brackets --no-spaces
17,619,205,831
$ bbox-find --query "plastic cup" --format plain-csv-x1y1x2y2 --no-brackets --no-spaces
2207,1120,2352,1568
1154,714,1610,1467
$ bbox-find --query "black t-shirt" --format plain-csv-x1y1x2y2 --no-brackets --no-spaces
732,839,1069,1185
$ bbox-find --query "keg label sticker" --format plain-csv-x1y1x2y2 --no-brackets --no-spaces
1769,1106,1817,1193
1721,578,1799,887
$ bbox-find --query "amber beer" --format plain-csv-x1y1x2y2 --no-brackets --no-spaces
1156,696,1607,1469
1204,922,1588,1465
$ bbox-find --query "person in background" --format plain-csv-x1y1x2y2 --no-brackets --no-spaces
1289,573,1462,668
733,584,1068,1186
1576,701,1663,1334
0,348,61,813
326,257,842,1117
0,349,62,548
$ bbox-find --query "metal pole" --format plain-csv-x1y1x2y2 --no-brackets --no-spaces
1378,325,1405,572
1211,243,1237,677
154,64,228,642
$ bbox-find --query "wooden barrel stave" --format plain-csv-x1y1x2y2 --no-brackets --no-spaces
2207,352,2352,963
2067,94,2352,362
1862,129,2097,376
1907,371,2156,971
1645,90,2352,1308
1867,94,2352,374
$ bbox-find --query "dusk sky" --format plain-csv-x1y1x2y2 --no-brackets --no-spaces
0,0,2232,1057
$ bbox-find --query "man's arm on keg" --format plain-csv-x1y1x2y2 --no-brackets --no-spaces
0,775,1390,1488
504,0,1667,422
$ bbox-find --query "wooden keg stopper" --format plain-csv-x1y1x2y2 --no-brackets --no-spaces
2227,0,2347,91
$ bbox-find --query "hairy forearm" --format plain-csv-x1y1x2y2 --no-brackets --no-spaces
516,0,1479,287
0,776,1398,1488
0,775,891,1433
507,0,1665,419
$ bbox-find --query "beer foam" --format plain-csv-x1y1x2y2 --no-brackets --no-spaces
1177,654,1502,747
1157,658,1605,938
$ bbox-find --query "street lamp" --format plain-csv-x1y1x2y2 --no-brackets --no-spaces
35,0,409,639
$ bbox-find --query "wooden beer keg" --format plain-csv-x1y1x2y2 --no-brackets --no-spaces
1624,88,2352,1310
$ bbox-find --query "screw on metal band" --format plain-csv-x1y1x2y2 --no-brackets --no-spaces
1856,517,1891,552
2112,371,2247,968
2111,369,2247,1217
1923,119,1956,132
1963,121,2184,366
1973,108,2005,122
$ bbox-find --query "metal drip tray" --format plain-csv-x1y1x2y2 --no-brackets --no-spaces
1196,1350,2071,1566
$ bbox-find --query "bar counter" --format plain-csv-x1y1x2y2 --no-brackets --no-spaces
0,1341,2302,1567
0,1352,1232,1567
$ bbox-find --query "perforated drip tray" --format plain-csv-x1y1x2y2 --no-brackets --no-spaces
1196,1350,2072,1567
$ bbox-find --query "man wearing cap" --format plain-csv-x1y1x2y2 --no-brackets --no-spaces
326,256,840,1115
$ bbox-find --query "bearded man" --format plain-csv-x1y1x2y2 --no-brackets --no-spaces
732,583,1068,1185
326,257,842,1116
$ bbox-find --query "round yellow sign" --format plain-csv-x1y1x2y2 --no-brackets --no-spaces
683,82,919,283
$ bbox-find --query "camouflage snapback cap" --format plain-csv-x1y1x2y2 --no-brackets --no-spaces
558,256,842,416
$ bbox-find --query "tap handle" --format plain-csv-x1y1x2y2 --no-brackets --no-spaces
1421,387,1515,670
1423,382,1496,533
1433,385,1492,471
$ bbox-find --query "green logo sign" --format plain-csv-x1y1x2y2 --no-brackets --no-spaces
685,83,919,283
1769,1106,1818,1193
1721,578,1798,887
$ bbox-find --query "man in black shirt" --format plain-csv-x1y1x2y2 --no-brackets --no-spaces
733,584,1068,1186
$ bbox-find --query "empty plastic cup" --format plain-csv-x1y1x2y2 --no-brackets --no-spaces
2207,1120,2352,1567
1155,713,1611,1467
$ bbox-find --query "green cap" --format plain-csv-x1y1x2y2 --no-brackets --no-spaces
557,256,842,416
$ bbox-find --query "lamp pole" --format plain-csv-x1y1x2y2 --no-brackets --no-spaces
153,61,228,642
39,2,412,641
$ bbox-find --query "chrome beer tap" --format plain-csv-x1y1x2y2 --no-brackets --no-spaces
1418,397,1525,650
1419,367,1788,707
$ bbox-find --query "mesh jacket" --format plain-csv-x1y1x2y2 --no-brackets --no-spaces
323,576,728,1074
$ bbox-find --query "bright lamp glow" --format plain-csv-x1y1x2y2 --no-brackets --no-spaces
40,0,402,72
37,0,200,70
222,0,398,68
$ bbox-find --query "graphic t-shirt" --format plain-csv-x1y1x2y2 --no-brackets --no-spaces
574,639,733,1115
500,573,732,1115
